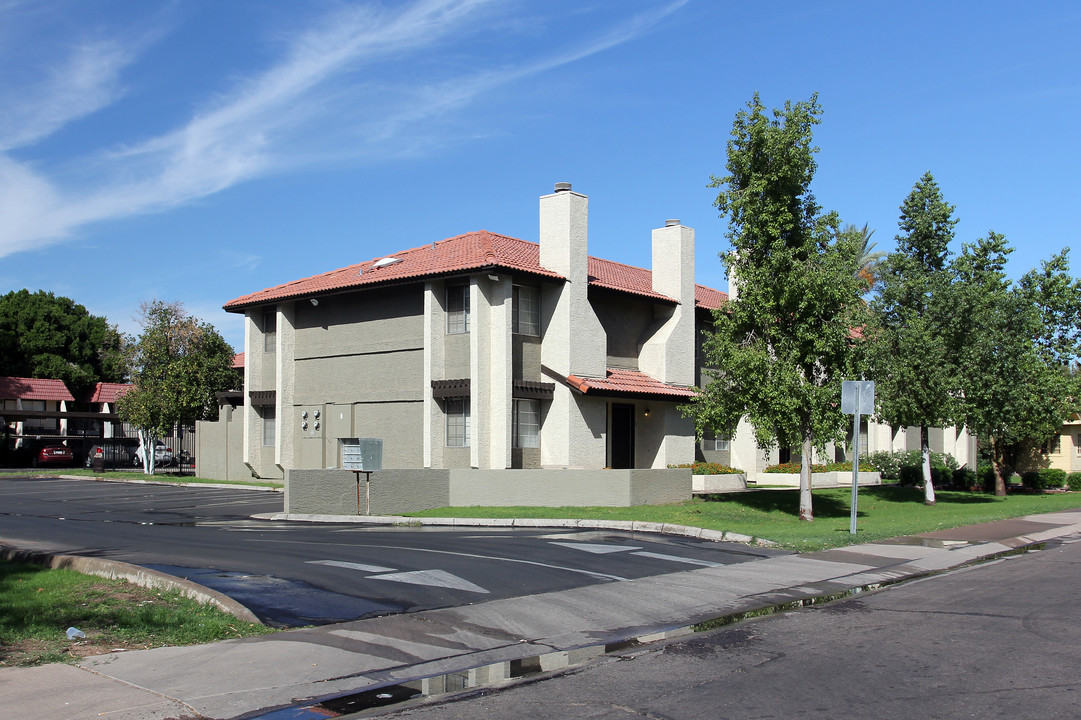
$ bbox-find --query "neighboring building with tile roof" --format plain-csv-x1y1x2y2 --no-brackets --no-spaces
0,376,76,443
221,183,723,486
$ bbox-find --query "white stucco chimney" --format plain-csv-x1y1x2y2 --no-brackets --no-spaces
639,219,695,387
538,182,608,469
539,182,606,379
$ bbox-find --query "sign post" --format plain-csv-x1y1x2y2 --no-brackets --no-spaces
841,380,875,535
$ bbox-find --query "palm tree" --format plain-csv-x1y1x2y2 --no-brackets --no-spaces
838,223,885,292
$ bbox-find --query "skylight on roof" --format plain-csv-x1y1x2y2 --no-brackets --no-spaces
371,256,402,269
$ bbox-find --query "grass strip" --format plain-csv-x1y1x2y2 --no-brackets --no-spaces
406,485,1081,551
0,560,275,667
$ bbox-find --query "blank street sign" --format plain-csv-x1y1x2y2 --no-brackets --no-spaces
841,380,875,415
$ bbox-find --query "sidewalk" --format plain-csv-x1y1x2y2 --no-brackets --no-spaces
4,510,1081,720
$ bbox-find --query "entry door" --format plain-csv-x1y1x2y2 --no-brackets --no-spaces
610,403,635,469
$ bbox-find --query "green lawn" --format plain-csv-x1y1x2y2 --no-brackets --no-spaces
408,486,1081,551
0,560,276,667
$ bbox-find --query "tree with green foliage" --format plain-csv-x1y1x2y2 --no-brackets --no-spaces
686,93,865,521
0,289,125,394
870,172,960,505
951,236,1081,495
117,301,236,474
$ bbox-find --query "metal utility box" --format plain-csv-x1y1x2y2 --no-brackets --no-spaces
340,438,382,471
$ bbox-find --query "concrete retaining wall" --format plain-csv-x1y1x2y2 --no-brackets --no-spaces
285,468,692,515
692,473,747,493
755,471,882,488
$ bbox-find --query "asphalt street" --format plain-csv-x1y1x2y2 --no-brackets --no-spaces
381,534,1081,720
0,475,787,626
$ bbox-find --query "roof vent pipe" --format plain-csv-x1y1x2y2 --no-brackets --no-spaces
554,182,572,193
665,219,680,227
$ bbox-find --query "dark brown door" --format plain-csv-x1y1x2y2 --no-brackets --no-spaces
610,403,635,469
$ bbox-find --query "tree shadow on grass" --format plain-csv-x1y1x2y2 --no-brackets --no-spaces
705,489,853,519
703,485,999,520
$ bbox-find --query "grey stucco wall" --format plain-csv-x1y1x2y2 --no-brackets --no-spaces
195,407,248,482
285,468,451,515
590,289,655,370
449,468,690,507
284,468,691,514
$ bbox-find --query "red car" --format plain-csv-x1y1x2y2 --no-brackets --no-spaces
33,444,74,468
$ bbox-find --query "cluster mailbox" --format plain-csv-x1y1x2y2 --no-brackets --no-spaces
340,438,382,471
340,438,383,515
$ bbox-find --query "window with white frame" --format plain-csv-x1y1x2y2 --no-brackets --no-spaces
1076,433,1081,456
446,285,469,334
513,399,540,448
262,406,276,446
263,310,277,353
445,398,470,447
1042,434,1062,455
512,285,539,336
704,432,729,452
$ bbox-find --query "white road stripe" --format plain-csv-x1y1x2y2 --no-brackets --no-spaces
367,569,489,594
307,560,397,573
631,551,722,567
549,541,641,554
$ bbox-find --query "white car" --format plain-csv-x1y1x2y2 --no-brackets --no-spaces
133,441,174,468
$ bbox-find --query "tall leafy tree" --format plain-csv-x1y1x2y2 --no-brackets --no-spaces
687,93,865,521
951,236,1081,495
0,289,125,394
117,301,236,474
870,172,959,505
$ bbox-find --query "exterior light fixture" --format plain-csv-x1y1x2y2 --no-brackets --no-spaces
644,408,651,418
310,298,319,306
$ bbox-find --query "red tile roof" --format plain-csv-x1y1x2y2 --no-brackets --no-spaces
0,377,75,402
566,369,697,399
88,382,132,404
224,231,727,311
233,352,245,369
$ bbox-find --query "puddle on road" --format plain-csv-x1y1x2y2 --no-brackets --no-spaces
877,537,977,549
145,565,404,627
242,631,687,719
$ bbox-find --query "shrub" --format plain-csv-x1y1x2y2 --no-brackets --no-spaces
763,461,874,474
868,449,960,485
669,462,744,475
1068,472,1081,491
1021,468,1067,491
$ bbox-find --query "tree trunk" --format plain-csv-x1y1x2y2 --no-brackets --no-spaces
921,426,936,505
799,437,814,522
991,438,1008,497
138,429,156,476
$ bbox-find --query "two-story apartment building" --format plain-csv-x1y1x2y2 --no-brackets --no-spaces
223,183,713,480
220,183,976,489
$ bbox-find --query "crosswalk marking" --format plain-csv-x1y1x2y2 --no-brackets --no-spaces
307,559,397,573
548,541,641,554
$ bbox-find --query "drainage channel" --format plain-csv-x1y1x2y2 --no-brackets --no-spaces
239,632,682,720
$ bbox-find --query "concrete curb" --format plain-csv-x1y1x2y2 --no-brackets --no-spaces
254,512,774,546
52,473,283,492
0,544,263,625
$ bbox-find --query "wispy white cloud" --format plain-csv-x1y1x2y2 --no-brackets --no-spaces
0,40,133,152
0,0,685,260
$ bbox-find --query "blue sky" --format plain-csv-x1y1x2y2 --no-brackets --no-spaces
1,0,1078,352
